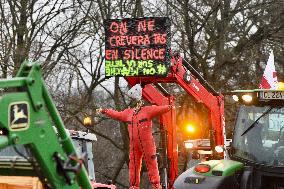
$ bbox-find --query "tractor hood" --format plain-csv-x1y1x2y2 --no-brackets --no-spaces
173,160,243,189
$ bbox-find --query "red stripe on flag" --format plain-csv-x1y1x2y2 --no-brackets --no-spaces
259,76,271,89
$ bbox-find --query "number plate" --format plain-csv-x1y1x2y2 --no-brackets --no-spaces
259,91,284,100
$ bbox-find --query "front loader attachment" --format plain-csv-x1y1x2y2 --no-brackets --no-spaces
0,61,92,189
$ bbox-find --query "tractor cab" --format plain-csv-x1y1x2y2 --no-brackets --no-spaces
232,104,284,167
228,89,284,188
230,90,284,168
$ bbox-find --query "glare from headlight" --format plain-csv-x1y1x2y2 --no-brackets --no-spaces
186,124,195,133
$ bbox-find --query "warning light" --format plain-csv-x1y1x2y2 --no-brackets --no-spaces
83,116,92,126
278,82,284,90
194,164,210,173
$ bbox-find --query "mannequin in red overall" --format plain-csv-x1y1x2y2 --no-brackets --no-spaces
97,100,172,189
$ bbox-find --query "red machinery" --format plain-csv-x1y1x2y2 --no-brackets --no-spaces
126,55,225,189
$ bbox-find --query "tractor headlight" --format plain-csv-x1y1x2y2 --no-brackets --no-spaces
184,141,194,149
215,145,224,153
232,95,239,102
186,124,195,133
241,94,253,103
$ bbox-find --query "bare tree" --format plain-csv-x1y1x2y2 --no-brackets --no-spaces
0,0,283,188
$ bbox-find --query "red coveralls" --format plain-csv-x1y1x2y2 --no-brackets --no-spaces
102,105,171,189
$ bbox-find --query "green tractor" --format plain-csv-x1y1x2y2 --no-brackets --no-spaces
174,89,284,189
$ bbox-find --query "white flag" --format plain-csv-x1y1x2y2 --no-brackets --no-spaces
259,51,278,89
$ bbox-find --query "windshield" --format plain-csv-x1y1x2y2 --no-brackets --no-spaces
232,105,284,166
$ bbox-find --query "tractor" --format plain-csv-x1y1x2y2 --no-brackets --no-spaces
0,61,115,189
174,88,284,189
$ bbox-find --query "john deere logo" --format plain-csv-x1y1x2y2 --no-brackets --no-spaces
9,102,29,130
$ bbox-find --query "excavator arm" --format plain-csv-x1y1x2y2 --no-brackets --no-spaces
0,62,92,189
126,55,225,188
